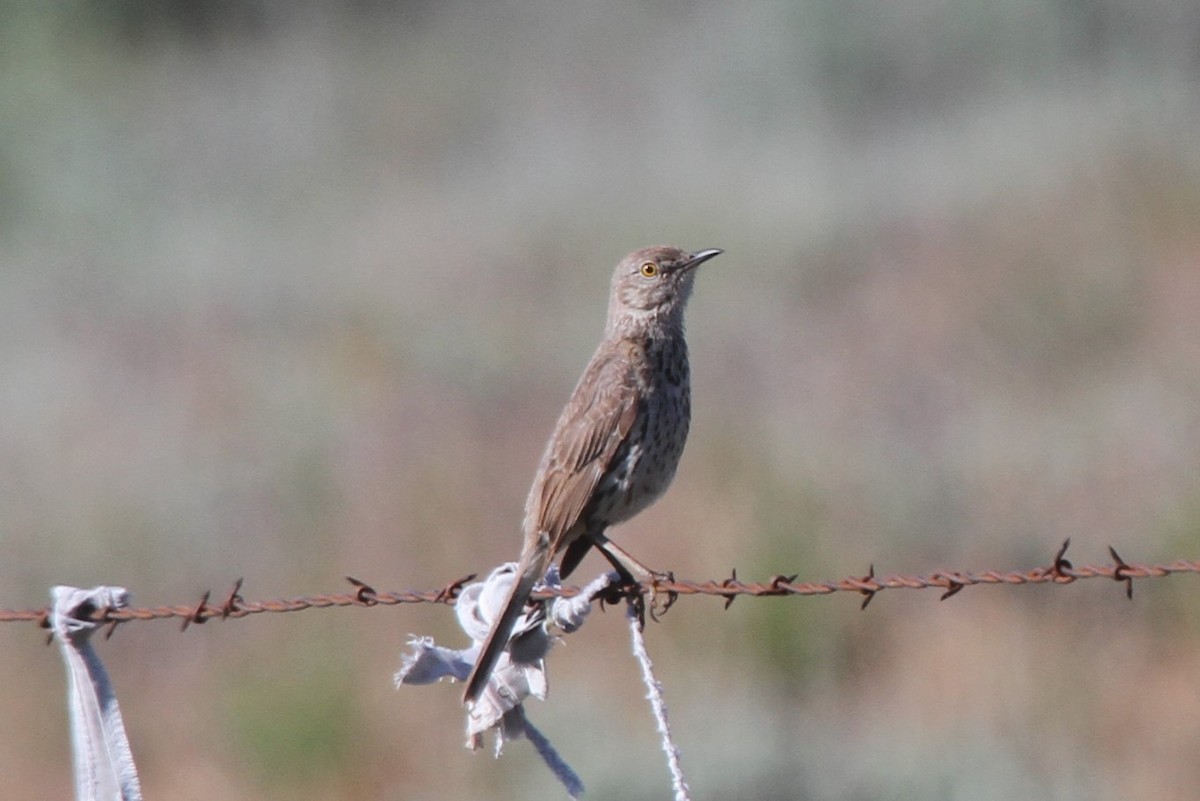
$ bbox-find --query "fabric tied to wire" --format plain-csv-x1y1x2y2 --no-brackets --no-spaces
51,585,143,801
396,564,615,798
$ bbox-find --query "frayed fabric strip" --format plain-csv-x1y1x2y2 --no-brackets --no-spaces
396,566,617,797
50,585,143,801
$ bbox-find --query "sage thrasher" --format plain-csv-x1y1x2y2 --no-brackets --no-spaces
463,245,722,704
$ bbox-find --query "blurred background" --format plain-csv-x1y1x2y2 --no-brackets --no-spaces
2,1,1199,798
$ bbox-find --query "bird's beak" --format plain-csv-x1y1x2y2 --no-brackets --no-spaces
683,248,723,270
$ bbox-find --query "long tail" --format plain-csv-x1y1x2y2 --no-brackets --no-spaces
462,538,550,704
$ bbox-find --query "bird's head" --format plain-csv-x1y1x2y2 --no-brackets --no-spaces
606,246,722,334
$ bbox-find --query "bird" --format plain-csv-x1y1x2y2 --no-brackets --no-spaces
463,245,722,704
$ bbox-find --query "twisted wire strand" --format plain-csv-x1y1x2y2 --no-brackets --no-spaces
2,541,1192,632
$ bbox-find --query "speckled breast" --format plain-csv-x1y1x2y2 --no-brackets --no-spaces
592,336,691,526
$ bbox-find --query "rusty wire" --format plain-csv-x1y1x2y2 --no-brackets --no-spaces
2,540,1197,635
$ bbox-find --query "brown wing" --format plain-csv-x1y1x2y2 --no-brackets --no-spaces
526,341,642,555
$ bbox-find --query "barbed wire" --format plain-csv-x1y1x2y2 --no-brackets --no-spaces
2,539,1196,636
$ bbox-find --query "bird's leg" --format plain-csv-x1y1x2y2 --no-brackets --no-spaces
589,532,675,622
592,534,649,582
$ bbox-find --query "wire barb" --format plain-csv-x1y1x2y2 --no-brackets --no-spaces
346,576,379,606
939,576,964,601
181,591,211,632
432,573,476,604
720,568,740,610
1108,546,1134,600
1052,538,1074,581
858,564,878,610
220,579,245,619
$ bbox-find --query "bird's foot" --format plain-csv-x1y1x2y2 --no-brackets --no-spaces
645,569,678,622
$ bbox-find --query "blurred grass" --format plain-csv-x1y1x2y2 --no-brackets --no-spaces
222,653,367,794
2,1,1200,799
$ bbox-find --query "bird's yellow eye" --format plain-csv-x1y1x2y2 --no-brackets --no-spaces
640,261,658,277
